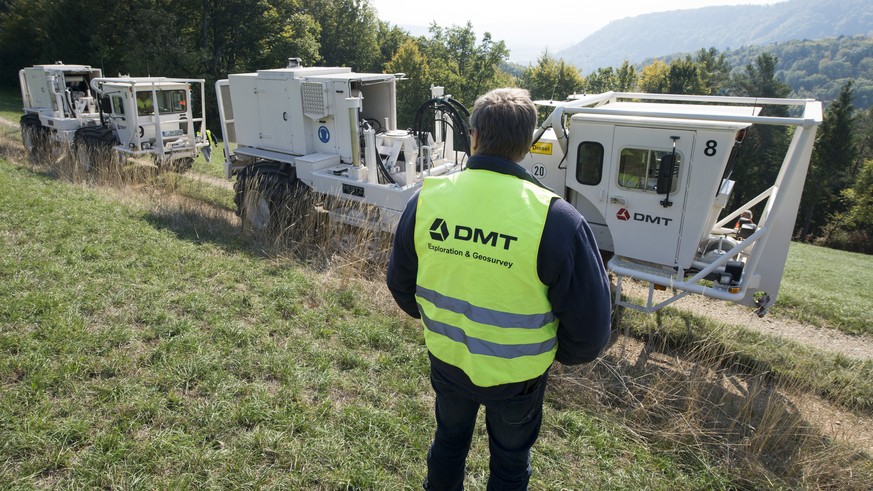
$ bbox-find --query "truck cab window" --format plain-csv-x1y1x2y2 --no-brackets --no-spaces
136,92,154,116
576,141,604,185
110,96,125,116
157,89,186,113
618,148,680,192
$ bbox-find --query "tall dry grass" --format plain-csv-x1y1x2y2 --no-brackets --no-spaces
552,333,872,489
11,125,393,279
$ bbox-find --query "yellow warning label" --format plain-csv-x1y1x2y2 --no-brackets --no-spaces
530,142,552,155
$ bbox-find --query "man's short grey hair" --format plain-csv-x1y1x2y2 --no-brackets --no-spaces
469,88,537,162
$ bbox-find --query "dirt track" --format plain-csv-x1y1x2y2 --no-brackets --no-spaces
620,280,873,360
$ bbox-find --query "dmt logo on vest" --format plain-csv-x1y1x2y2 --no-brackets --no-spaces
429,218,450,241
429,218,518,250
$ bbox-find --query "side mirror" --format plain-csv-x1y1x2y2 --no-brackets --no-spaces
656,154,676,195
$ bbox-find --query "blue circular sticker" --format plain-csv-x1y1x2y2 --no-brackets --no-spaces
318,126,330,143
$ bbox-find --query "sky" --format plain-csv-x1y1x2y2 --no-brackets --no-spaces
369,0,784,64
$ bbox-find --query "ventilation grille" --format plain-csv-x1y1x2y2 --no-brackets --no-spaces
302,82,329,119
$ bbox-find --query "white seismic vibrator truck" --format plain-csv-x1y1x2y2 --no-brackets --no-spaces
20,62,209,172
216,59,821,316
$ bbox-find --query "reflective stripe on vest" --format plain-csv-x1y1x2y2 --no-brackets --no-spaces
414,169,560,387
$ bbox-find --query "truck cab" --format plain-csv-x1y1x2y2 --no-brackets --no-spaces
89,77,208,171
520,92,821,314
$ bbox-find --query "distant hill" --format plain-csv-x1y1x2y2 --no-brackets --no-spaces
651,36,873,109
557,0,873,71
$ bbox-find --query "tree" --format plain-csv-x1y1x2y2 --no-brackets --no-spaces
585,67,618,94
256,4,322,71
186,0,318,78
376,20,412,72
615,61,638,92
822,159,873,253
421,22,510,106
518,51,584,102
639,57,705,95
695,47,731,95
727,53,792,213
304,0,380,70
385,39,432,127
638,60,670,93
855,105,873,171
666,57,705,95
0,0,50,85
799,81,858,239
184,0,321,135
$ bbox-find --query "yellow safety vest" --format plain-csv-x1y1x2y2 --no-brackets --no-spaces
414,169,560,387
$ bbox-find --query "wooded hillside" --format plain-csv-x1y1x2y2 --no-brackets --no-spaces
652,36,873,108
557,0,873,73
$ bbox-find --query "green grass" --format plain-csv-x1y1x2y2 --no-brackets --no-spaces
191,142,232,179
0,158,748,489
2,122,873,489
0,86,22,122
777,241,873,335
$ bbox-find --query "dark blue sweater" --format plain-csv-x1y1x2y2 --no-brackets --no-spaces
386,154,612,399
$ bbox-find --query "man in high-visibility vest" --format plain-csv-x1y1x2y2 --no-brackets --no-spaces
387,88,611,490
136,91,153,115
197,128,217,161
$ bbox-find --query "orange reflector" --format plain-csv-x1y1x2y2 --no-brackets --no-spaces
654,284,667,291
729,287,741,294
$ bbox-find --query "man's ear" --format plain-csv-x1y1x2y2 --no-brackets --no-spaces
470,128,479,153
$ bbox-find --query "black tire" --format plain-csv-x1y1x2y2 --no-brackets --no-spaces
234,167,296,233
20,114,48,161
73,126,117,171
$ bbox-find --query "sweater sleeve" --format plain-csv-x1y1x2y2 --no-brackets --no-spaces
539,199,612,365
386,192,421,319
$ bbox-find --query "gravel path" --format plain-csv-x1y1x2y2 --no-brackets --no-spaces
620,280,873,360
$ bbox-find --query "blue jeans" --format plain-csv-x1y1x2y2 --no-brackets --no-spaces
425,368,547,491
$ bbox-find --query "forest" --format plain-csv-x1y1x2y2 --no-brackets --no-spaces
650,35,873,108
0,0,870,252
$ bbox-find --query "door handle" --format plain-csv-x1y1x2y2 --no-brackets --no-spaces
610,196,626,205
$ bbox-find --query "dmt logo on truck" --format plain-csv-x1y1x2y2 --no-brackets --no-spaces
616,208,673,226
429,218,518,250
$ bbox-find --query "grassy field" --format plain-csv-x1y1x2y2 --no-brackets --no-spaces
0,157,744,489
777,242,873,335
0,87,22,123
1,94,872,488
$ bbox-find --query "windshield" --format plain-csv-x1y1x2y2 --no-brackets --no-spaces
136,89,187,115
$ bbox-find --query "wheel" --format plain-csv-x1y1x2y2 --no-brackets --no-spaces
20,114,48,161
73,126,117,171
234,168,295,233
